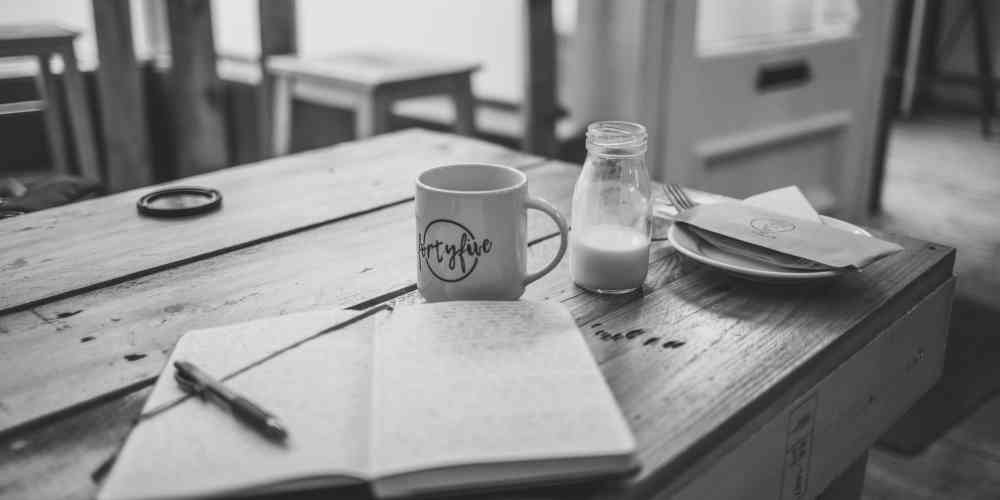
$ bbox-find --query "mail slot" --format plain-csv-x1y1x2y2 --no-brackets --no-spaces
756,60,812,93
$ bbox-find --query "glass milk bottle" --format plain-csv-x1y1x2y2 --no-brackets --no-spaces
570,121,651,294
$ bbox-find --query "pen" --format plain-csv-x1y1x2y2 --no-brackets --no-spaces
173,360,288,441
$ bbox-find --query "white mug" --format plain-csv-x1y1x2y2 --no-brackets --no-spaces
415,163,569,302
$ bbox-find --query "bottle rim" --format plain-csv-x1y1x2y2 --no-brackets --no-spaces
586,121,647,156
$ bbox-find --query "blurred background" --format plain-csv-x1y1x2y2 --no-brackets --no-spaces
0,1,997,497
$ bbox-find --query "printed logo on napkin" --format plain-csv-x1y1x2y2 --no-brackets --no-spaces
418,218,493,282
675,203,903,270
749,218,797,238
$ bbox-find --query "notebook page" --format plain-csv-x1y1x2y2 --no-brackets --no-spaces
369,301,635,482
99,310,377,500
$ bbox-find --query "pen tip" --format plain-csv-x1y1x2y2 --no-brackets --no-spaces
266,419,288,440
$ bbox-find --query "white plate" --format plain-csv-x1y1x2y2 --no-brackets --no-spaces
666,216,871,284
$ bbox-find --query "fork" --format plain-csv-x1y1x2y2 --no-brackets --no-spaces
663,183,696,212
651,183,695,241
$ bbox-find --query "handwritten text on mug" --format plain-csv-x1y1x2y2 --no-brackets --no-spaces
418,219,494,282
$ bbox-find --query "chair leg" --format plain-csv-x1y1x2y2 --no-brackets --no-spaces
971,0,995,137
355,91,391,139
35,53,70,174
272,74,293,156
59,45,101,180
452,74,476,137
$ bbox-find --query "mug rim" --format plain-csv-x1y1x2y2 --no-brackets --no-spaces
416,163,527,196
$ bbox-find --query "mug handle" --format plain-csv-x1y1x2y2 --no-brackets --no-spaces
523,196,569,286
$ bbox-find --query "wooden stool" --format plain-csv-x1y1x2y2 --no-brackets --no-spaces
368,0,566,158
0,25,99,179
266,51,480,156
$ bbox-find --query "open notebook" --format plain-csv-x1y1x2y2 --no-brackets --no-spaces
98,301,637,499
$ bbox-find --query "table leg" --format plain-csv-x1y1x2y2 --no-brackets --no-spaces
272,75,293,156
817,450,869,500
35,53,70,174
355,91,391,139
59,45,101,180
452,74,476,137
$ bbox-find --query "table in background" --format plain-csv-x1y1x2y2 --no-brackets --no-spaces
0,129,955,499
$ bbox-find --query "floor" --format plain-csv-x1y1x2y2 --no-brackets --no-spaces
863,112,1000,499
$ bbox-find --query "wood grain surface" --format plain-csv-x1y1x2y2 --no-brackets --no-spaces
0,219,953,500
0,161,572,433
0,129,539,314
0,133,955,500
0,388,150,500
519,227,951,498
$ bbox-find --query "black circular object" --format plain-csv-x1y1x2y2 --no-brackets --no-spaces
137,186,222,218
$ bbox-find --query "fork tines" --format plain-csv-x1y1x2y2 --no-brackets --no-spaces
665,184,696,211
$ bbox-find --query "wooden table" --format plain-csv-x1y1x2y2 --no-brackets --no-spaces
0,130,955,499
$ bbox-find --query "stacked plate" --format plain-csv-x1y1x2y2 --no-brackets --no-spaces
667,216,870,284
659,187,871,284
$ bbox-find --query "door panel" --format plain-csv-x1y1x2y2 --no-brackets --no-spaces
683,1,895,220
702,127,842,211
695,39,856,141
571,0,898,221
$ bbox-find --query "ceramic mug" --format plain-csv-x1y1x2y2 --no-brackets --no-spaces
415,163,569,302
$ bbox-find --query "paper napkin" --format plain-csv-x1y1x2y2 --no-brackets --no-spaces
676,187,903,270
743,186,822,223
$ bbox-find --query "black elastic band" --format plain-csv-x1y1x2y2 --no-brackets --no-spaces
137,186,222,218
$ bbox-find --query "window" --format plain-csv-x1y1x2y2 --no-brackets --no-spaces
698,0,858,55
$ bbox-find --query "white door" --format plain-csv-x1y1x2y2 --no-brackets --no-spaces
570,0,898,221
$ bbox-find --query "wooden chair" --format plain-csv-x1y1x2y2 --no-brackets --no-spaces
267,51,480,156
0,25,99,179
898,0,996,137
